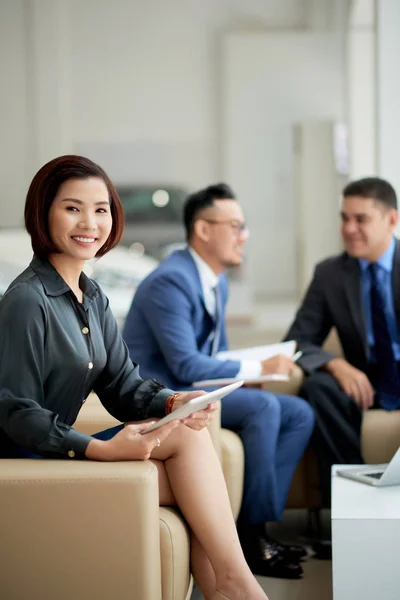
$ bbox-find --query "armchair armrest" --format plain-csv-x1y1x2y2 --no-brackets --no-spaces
0,459,163,600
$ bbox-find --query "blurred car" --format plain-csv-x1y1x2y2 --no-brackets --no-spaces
0,229,158,328
84,245,158,327
117,185,186,260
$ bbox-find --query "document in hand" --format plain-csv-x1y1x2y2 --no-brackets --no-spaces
216,340,296,362
192,340,297,388
193,374,290,388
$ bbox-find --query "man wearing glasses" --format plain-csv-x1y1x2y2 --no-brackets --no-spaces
123,184,314,579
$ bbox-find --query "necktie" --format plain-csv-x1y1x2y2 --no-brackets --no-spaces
210,284,221,356
369,263,400,410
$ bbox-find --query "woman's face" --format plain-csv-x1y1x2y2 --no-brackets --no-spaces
48,177,113,261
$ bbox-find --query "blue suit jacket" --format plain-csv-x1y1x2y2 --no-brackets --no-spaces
123,249,241,389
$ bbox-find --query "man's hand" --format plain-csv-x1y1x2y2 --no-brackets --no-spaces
170,390,217,431
323,357,374,410
260,354,295,376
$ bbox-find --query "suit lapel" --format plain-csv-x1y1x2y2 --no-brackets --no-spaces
342,255,368,354
182,248,214,320
392,238,400,331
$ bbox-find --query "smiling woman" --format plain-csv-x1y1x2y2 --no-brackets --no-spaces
0,155,269,600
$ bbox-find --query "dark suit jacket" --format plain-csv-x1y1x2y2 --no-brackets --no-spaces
284,239,400,374
122,248,241,389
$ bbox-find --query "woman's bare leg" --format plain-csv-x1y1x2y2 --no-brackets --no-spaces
190,534,217,599
153,460,217,598
151,426,268,600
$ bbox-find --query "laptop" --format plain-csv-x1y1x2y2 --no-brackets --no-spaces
336,447,400,487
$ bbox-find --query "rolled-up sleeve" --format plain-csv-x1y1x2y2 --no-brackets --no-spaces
93,291,174,421
0,284,92,457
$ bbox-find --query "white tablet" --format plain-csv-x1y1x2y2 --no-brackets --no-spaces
192,374,289,387
144,380,244,432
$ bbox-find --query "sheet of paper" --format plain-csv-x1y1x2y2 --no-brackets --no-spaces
216,340,296,362
192,374,290,388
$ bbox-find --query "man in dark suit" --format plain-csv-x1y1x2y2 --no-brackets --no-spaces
123,184,315,579
284,177,400,505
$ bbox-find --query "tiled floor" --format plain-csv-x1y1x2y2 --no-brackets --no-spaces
191,559,332,600
255,558,332,600
191,510,333,600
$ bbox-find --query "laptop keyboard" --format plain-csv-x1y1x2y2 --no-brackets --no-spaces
364,472,384,479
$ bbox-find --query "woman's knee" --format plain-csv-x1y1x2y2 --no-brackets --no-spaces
151,421,213,461
172,422,213,450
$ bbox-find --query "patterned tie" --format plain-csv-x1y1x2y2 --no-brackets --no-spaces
369,263,400,410
210,284,222,356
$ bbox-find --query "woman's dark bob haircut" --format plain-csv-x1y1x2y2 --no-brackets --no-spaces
24,154,125,258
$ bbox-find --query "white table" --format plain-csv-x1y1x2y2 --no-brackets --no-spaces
331,466,400,600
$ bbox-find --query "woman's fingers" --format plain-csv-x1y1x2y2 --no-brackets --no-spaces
138,419,180,443
181,406,216,430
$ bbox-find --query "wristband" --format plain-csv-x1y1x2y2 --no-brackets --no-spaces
166,392,180,415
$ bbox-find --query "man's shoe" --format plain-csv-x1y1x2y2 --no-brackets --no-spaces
312,540,332,560
244,537,303,579
267,538,308,562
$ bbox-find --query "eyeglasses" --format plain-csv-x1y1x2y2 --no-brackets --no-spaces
202,219,249,237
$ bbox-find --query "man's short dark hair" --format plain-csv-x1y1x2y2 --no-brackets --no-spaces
343,177,397,210
183,183,236,241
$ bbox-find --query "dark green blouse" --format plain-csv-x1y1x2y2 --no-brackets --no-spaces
0,256,173,458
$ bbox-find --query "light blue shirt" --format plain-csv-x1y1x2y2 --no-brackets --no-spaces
188,246,261,379
359,237,400,361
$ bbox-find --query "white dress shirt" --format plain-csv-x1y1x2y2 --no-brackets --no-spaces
188,247,261,379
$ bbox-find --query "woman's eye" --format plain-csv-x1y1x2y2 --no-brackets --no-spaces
66,206,79,212
96,208,108,213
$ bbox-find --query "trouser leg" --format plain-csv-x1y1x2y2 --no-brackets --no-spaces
301,371,363,506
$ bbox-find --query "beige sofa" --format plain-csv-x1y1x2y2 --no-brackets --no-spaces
0,395,244,600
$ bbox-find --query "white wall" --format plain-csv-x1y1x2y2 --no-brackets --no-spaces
0,0,30,227
222,31,345,298
0,0,347,300
346,0,376,179
294,121,344,296
1,0,307,206
376,0,400,205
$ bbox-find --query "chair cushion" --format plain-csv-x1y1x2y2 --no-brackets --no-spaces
362,409,400,463
220,429,244,520
159,507,193,600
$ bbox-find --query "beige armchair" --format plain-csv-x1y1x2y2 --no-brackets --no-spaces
0,394,244,600
0,459,191,600
285,329,400,510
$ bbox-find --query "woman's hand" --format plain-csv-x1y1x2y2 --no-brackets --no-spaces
85,419,180,461
170,390,218,431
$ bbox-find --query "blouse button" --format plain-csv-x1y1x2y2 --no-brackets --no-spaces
67,450,75,458
88,361,93,370
82,327,89,335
